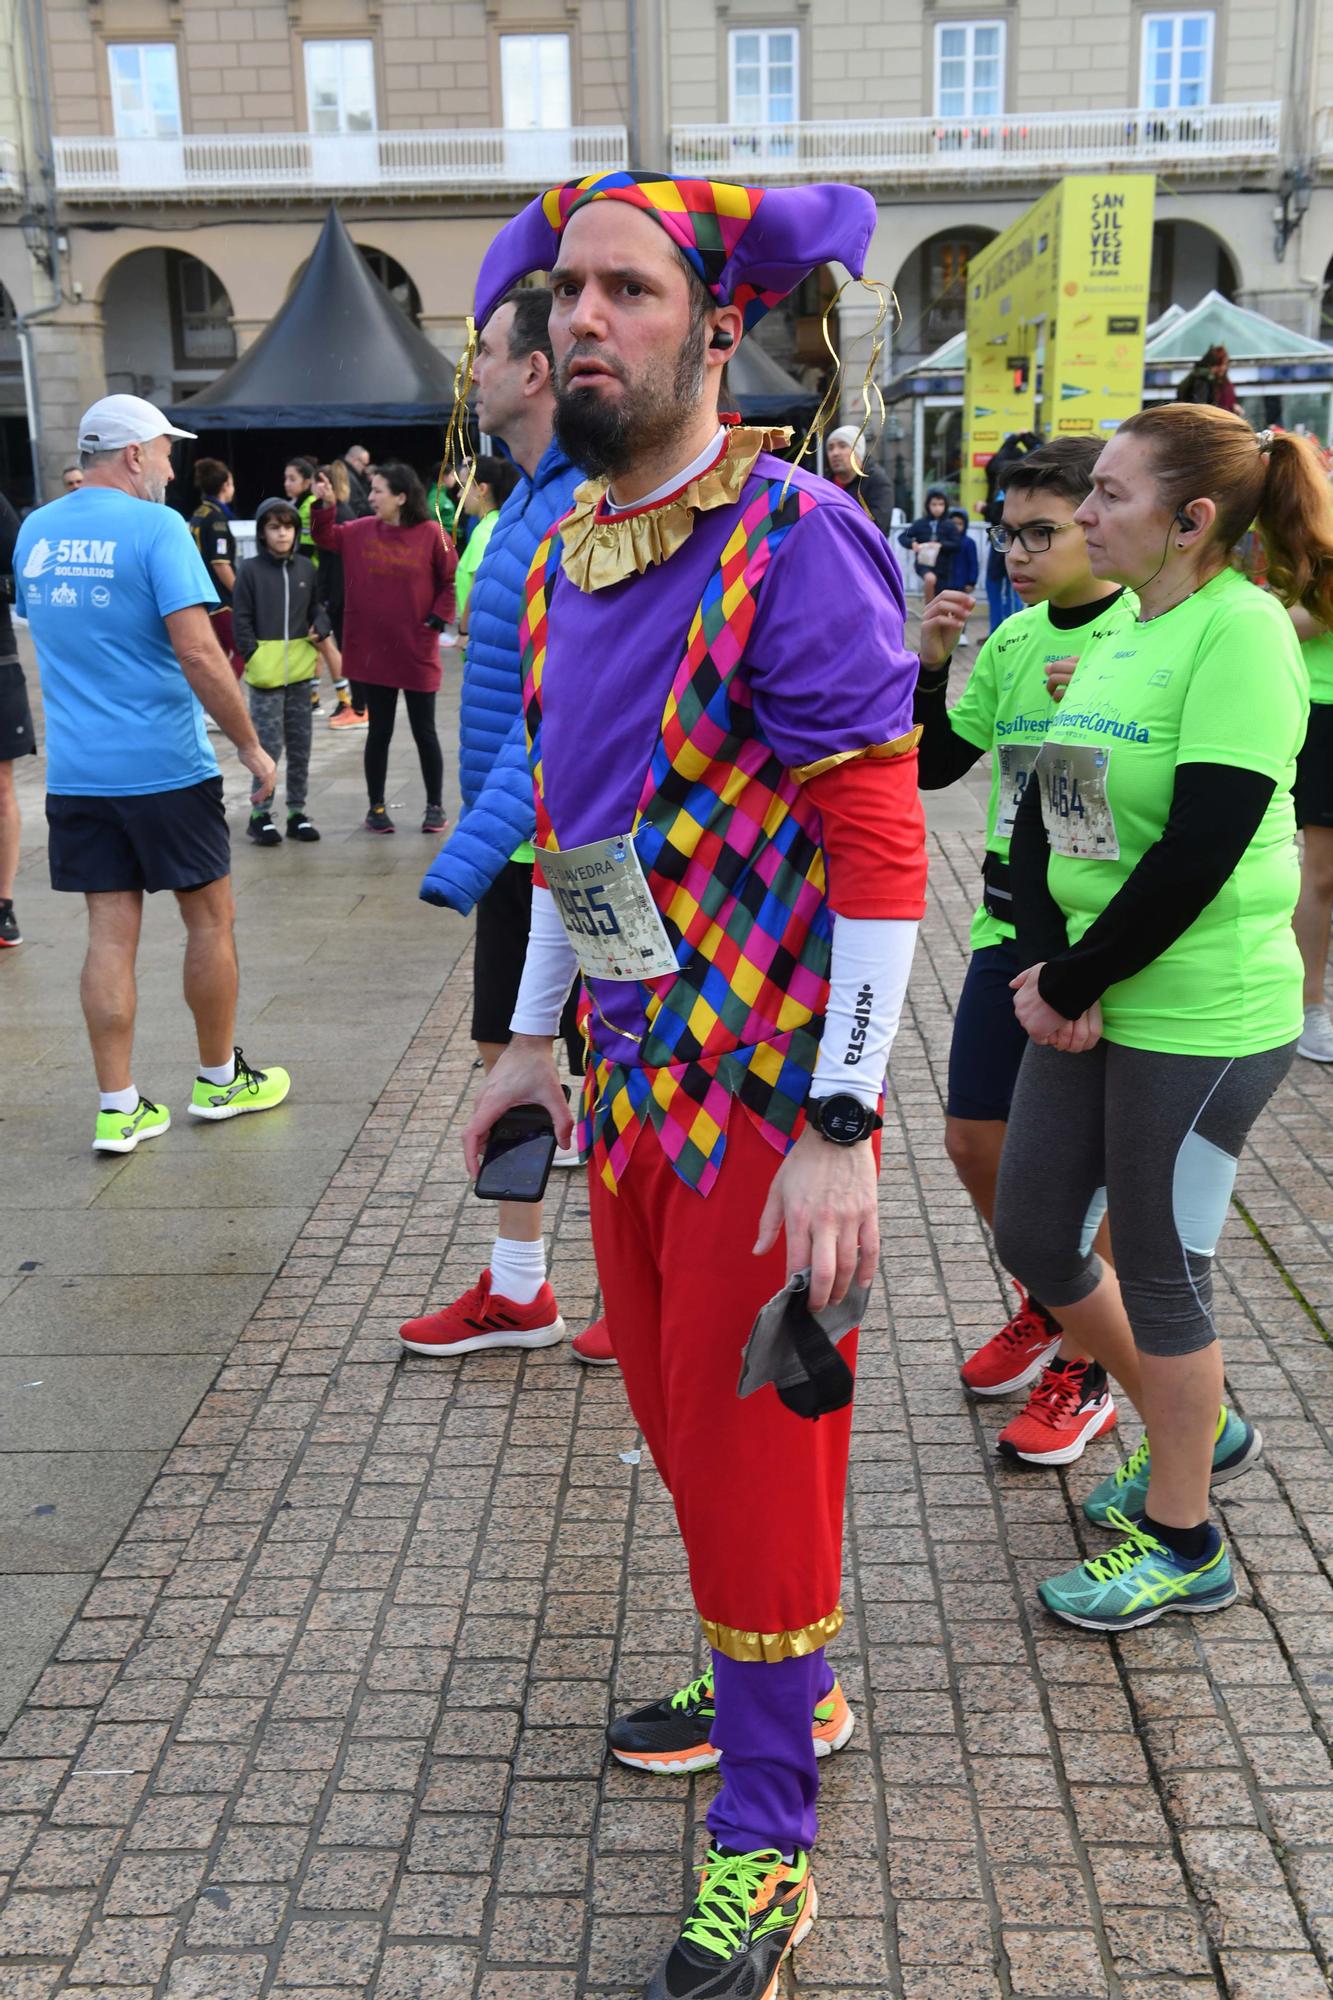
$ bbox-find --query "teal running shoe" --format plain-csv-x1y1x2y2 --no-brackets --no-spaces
92,1096,170,1155
1083,1405,1262,1528
1038,1507,1235,1632
644,1845,816,1999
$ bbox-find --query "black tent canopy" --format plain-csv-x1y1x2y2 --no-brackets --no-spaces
166,207,456,429
724,339,819,427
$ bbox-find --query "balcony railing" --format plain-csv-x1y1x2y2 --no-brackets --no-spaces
671,102,1282,184
52,125,628,201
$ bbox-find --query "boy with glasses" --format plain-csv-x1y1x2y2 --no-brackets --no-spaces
913,437,1135,1465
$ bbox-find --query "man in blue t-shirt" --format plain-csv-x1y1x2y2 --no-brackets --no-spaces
16,394,293,1154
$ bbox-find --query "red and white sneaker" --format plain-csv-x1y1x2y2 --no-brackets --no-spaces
997,1359,1116,1465
399,1270,566,1358
960,1283,1062,1397
571,1317,617,1367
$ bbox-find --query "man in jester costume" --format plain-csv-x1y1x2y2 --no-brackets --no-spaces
463,170,927,2000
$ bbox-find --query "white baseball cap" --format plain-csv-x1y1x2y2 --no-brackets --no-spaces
77,393,196,452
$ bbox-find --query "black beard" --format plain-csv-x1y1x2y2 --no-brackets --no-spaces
554,321,708,480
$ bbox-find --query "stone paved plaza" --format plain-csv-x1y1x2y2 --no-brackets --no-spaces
1,637,1332,1998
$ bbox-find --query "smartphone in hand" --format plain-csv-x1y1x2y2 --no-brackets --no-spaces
474,1102,561,1203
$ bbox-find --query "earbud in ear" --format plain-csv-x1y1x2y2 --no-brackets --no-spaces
709,329,735,352
1175,507,1193,532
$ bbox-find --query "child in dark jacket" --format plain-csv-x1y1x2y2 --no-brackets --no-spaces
898,488,960,601
232,499,330,846
946,506,980,645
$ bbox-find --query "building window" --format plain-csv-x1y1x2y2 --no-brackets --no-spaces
304,41,377,135
169,252,235,368
107,45,182,140
729,29,798,124
1141,14,1213,109
934,21,1005,119
500,35,572,130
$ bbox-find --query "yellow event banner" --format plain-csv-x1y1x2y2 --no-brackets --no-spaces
1044,174,1155,443
960,174,1154,513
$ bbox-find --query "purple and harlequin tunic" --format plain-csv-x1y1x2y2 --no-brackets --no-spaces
521,448,920,1194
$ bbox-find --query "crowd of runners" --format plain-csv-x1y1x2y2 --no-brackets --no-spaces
3,163,1333,2000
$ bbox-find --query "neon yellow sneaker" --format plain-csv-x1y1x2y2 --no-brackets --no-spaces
92,1096,170,1155
187,1049,291,1122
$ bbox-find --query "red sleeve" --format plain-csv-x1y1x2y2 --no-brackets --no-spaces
532,860,547,889
806,752,928,919
309,503,343,553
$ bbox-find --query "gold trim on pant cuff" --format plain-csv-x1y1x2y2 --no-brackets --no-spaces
700,1604,845,1663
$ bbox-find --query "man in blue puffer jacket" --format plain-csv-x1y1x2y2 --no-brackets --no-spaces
416,289,606,1364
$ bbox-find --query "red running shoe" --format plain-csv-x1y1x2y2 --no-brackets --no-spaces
399,1270,566,1357
571,1317,617,1367
998,1358,1117,1465
960,1282,1061,1397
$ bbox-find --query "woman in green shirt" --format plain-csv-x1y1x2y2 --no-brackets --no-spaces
452,456,520,639
1289,605,1333,1062
993,403,1333,1632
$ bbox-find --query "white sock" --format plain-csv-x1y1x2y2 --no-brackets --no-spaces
99,1085,139,1115
488,1236,547,1305
198,1055,236,1086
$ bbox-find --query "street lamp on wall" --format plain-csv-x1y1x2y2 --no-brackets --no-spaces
1274,169,1312,264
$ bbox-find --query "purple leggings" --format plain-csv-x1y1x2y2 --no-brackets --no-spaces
707,1646,836,1856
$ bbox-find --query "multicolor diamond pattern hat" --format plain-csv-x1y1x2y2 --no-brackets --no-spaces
474,169,878,331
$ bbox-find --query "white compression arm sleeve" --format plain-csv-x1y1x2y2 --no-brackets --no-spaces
509,885,581,1036
810,913,920,1108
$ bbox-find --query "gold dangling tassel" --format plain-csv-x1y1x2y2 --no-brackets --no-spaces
435,314,479,535
779,276,900,506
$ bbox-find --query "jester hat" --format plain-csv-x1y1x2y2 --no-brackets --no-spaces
474,169,878,332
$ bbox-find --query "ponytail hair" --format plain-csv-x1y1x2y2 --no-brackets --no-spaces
1255,431,1333,627
1118,403,1333,625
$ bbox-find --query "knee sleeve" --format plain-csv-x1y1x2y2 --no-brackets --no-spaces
1121,1130,1234,1357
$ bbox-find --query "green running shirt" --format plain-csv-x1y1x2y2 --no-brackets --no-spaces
946,593,1139,951
1301,627,1333,706
1038,565,1305,1057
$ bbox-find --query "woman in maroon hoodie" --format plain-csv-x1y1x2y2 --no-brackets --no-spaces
312,461,457,834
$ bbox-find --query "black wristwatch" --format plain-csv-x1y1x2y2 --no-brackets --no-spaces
806,1093,883,1146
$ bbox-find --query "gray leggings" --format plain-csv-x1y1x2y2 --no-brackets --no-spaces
994,1039,1295,1357
248,682,313,813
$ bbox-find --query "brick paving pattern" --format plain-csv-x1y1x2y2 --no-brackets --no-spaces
1,810,1331,1998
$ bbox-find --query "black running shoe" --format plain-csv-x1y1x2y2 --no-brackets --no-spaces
608,1669,853,1775
287,814,321,843
421,804,448,834
0,900,20,948
644,1846,816,1999
247,811,282,846
364,805,395,835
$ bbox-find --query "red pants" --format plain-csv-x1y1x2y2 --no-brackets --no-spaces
589,1108,859,1661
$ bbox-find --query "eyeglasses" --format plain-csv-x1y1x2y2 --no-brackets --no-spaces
987,521,1075,554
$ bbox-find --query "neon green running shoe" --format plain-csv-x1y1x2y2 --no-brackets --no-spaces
1038,1507,1235,1632
645,1845,816,1999
187,1048,291,1122
92,1096,170,1155
1083,1405,1262,1528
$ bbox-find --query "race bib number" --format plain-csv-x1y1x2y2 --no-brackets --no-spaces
1037,743,1119,859
995,744,1035,840
541,833,680,982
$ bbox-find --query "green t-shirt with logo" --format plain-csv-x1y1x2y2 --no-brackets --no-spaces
1037,565,1305,1056
1301,627,1333,706
947,592,1138,951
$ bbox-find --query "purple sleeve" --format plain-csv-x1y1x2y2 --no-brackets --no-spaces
743,497,918,773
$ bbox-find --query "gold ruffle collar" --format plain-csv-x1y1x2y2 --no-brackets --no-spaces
558,426,793,593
